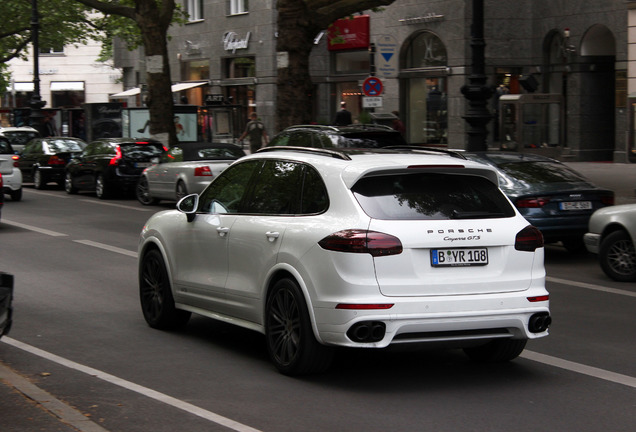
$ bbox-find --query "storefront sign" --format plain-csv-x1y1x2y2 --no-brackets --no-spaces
327,15,370,51
223,31,251,53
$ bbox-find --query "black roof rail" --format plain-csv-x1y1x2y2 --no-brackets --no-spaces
384,146,467,160
256,146,351,160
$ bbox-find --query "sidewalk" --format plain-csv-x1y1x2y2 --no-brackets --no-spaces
0,361,109,432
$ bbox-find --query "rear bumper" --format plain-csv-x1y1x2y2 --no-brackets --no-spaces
583,232,601,254
1,168,22,192
312,288,550,348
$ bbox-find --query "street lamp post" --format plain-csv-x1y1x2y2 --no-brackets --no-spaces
29,0,45,135
461,0,493,151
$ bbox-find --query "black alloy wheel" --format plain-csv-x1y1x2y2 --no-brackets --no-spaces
265,278,334,375
95,174,110,199
139,249,191,330
599,230,636,282
136,176,158,205
65,172,77,194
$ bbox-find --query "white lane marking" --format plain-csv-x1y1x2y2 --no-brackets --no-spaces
74,240,138,258
80,199,153,212
547,276,636,298
522,350,636,389
1,337,263,432
24,189,71,198
2,219,68,237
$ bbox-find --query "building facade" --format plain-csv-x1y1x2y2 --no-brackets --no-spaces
113,0,630,162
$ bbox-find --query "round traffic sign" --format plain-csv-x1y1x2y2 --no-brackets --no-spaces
362,76,384,97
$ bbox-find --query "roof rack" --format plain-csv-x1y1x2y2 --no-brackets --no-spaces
256,146,351,160
384,146,467,160
282,125,339,132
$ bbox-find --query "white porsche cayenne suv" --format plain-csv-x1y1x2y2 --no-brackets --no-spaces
138,147,551,375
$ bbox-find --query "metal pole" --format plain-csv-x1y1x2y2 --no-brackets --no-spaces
29,0,45,135
461,0,492,151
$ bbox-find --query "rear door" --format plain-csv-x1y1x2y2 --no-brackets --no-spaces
351,169,536,297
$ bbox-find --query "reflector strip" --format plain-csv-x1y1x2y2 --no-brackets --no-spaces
335,304,394,310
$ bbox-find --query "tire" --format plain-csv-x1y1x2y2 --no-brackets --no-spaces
10,188,22,201
64,172,78,194
599,230,636,282
175,181,188,202
139,249,191,330
95,174,110,199
136,176,158,205
463,338,527,362
33,169,45,190
265,278,334,375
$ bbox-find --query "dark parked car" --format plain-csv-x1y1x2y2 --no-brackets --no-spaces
0,272,14,339
65,137,166,199
463,152,614,252
16,137,87,189
267,124,407,149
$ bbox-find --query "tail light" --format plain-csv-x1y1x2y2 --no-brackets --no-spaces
12,155,19,167
318,229,403,257
515,197,550,208
47,155,66,166
109,146,123,166
0,173,3,188
194,166,212,177
601,195,614,205
515,225,544,251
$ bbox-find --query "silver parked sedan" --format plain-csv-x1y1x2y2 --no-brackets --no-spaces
136,142,245,205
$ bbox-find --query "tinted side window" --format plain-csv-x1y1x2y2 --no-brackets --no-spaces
198,160,262,214
352,173,515,220
245,160,304,215
300,165,329,214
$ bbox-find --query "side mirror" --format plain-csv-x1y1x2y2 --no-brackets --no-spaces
177,194,199,222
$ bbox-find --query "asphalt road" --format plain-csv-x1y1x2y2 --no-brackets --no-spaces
1,176,635,432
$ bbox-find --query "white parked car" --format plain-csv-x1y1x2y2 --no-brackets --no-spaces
136,142,245,205
0,138,23,201
138,147,551,375
0,126,39,153
584,204,636,282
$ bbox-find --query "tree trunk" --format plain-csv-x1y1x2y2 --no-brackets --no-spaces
276,1,320,130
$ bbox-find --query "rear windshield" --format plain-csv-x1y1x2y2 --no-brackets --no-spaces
3,131,39,145
496,161,586,185
46,139,85,153
352,172,515,220
120,143,165,159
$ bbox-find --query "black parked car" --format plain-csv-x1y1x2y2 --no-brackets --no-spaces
463,152,615,253
16,137,87,189
65,137,166,199
0,272,14,339
267,124,407,149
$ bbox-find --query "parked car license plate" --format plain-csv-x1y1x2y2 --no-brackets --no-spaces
431,248,488,267
559,201,592,210
136,162,151,168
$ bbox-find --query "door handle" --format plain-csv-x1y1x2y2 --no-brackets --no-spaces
216,227,230,237
266,231,280,242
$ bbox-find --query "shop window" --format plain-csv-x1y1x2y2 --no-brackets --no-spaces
187,0,203,21
182,60,210,81
334,50,369,74
39,44,64,55
224,57,255,78
228,0,248,15
405,32,447,68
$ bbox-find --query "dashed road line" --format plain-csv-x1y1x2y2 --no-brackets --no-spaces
2,220,68,237
74,240,138,258
1,338,263,432
546,276,636,298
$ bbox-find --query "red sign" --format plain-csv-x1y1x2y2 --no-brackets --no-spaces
327,15,370,51
362,76,383,96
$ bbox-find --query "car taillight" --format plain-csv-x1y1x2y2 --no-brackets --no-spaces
12,155,19,167
515,197,550,208
47,155,66,166
194,166,212,176
0,173,3,188
515,225,544,251
318,229,403,257
601,195,614,205
109,146,123,166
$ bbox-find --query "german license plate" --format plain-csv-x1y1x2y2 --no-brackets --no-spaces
559,201,592,210
136,162,151,168
431,248,488,267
